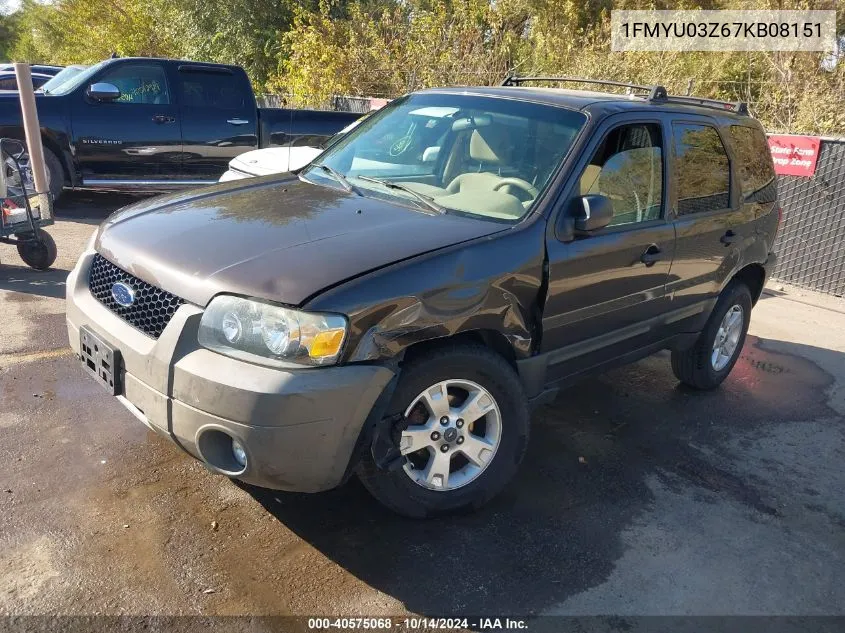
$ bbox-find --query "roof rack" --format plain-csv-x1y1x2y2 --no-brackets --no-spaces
500,75,748,115
501,75,666,100
655,94,749,114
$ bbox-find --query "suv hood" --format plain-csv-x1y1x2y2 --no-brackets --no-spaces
96,176,507,307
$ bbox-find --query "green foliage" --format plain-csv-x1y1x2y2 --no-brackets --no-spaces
167,0,317,88
2,0,843,133
0,9,19,61
5,0,311,87
9,0,181,63
272,0,843,134
273,0,519,104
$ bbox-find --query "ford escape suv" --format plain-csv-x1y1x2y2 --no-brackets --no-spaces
66,77,779,517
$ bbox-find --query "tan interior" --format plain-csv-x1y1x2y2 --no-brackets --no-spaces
442,126,529,211
468,127,513,164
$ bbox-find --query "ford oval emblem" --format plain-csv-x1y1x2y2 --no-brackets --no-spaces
111,282,136,307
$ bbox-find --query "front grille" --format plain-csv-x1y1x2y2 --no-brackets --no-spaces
88,254,185,338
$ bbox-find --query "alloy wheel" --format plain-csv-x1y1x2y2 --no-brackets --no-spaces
400,379,502,491
711,304,744,371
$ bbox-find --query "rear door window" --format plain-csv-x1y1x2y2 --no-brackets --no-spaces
729,125,776,198
673,123,730,215
179,71,245,109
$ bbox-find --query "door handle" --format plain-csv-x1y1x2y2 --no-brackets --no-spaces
720,230,738,246
227,118,249,125
639,245,662,267
152,115,175,123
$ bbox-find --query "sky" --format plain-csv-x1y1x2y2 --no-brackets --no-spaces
1,0,22,15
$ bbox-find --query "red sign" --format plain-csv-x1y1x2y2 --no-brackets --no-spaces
368,98,391,111
767,134,821,177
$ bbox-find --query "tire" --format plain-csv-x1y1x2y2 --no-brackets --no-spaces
1,145,64,203
2,148,24,190
41,147,65,203
671,281,752,390
357,342,529,518
17,228,57,270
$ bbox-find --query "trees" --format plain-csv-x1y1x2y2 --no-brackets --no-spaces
9,0,180,64
1,0,841,133
168,0,318,88
272,0,527,106
0,12,17,62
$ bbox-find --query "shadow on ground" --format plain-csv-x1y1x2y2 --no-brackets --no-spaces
0,264,69,299
0,191,151,298
244,335,840,616
54,191,148,225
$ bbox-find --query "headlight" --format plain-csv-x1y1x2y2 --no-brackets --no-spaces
198,295,347,366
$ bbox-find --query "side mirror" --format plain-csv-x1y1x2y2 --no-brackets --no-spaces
422,146,440,163
87,82,121,101
572,194,614,233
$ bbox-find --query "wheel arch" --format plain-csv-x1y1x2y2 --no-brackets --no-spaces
40,133,71,184
0,128,72,185
731,263,766,305
401,329,518,370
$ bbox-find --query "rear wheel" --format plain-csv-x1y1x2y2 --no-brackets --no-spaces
17,228,57,270
357,343,529,517
41,147,65,203
1,145,64,202
671,281,752,390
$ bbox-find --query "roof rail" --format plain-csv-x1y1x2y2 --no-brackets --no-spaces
501,75,665,98
500,74,748,115
653,94,749,115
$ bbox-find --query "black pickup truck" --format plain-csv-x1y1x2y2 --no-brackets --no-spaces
0,57,360,200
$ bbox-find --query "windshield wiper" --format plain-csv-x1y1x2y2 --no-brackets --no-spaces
357,176,445,214
313,163,359,195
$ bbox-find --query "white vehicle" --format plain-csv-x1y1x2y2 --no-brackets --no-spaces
217,107,454,182
218,145,325,182
219,118,365,182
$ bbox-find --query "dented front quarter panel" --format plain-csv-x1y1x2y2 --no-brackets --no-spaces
305,219,548,363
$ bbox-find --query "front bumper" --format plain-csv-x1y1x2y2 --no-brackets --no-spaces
65,250,394,492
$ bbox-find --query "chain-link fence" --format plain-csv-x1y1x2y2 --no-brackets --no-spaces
771,138,845,297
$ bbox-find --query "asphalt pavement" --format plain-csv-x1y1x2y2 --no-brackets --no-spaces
1,191,843,620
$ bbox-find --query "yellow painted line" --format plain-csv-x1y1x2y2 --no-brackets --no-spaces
0,347,73,366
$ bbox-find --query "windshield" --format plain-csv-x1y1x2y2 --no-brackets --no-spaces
39,65,88,94
40,60,108,96
300,93,586,221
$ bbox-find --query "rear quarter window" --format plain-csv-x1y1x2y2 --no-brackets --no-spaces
729,125,776,198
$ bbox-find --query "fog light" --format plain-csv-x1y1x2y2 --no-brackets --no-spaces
231,438,247,468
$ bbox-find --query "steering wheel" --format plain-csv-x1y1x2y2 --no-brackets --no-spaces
493,177,540,199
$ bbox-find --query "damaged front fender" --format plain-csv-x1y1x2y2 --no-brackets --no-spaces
305,221,547,365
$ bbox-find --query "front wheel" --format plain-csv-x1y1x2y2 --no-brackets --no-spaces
671,281,752,390
17,229,57,270
357,343,529,518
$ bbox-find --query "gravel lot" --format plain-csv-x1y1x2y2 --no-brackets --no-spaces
1,191,844,619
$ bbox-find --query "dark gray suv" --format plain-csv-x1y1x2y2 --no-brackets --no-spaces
66,77,779,517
